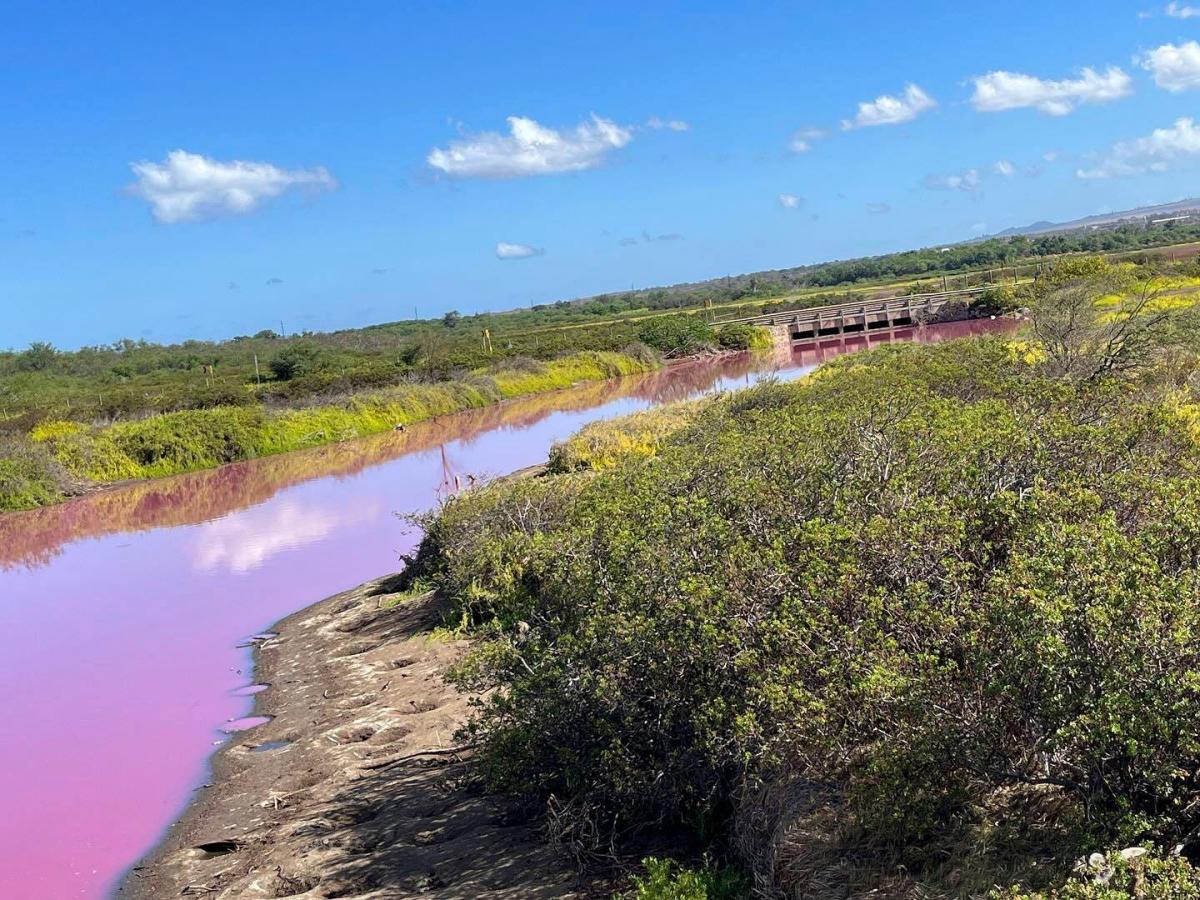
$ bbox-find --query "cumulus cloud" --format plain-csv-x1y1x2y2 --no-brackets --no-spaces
1167,1,1200,17
1077,116,1200,178
788,127,827,153
427,115,632,179
969,66,1132,115
842,84,936,129
923,168,981,192
1141,41,1200,92
127,150,336,223
777,193,803,208
646,115,690,132
993,159,1016,176
495,241,544,259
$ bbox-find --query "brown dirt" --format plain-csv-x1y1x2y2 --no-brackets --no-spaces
117,578,607,899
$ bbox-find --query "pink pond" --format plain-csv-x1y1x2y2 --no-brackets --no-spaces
0,320,1011,899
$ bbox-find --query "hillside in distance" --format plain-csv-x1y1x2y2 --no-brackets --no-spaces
990,197,1200,239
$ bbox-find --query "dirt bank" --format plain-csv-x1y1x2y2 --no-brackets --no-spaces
118,577,606,899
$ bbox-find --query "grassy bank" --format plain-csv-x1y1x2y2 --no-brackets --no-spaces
400,264,1200,898
0,350,656,511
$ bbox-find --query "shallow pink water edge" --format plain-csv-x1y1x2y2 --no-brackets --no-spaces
0,321,1012,899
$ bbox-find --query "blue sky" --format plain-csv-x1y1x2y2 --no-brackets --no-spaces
3,1,1200,348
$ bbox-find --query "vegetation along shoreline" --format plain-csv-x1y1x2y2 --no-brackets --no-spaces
120,255,1200,898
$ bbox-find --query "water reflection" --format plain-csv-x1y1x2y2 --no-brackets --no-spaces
193,499,381,573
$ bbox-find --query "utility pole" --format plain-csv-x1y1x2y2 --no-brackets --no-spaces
253,354,261,385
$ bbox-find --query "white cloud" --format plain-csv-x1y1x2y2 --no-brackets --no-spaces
777,193,803,208
842,84,936,129
1141,42,1200,92
127,150,336,224
193,500,376,573
427,114,632,178
969,66,1132,115
924,168,981,192
1167,2,1200,17
1077,116,1200,178
788,127,827,153
993,159,1016,176
495,241,543,259
1043,150,1061,162
866,202,892,214
646,115,690,132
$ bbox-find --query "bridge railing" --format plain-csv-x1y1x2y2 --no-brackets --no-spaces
714,285,992,327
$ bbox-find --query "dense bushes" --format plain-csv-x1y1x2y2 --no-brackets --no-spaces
995,850,1200,898
407,335,1200,896
547,400,709,473
0,437,71,510
638,315,717,356
714,324,773,351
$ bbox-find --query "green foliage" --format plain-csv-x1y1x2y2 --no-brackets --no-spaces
621,857,750,900
17,342,57,372
268,340,325,380
12,351,657,499
547,399,709,472
638,315,717,356
996,851,1200,899
0,437,69,510
714,324,774,352
408,335,1200,894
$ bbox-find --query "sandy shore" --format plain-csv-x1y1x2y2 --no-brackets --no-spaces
117,576,605,899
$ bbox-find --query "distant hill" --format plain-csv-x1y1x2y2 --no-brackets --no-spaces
990,198,1200,239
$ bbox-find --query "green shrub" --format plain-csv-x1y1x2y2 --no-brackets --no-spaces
715,324,773,351
269,340,325,380
621,857,750,900
0,437,69,510
995,850,1200,899
638,315,717,357
547,399,709,472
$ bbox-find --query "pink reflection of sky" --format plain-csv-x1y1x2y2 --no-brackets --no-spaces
0,323,1011,899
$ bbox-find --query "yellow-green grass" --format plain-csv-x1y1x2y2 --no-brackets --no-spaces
547,397,711,473
23,351,657,492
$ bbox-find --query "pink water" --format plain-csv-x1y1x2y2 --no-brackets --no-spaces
0,320,1010,899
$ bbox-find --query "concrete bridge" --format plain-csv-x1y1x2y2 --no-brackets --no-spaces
717,286,990,343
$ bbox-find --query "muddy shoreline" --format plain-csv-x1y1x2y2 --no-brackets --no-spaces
116,576,605,899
